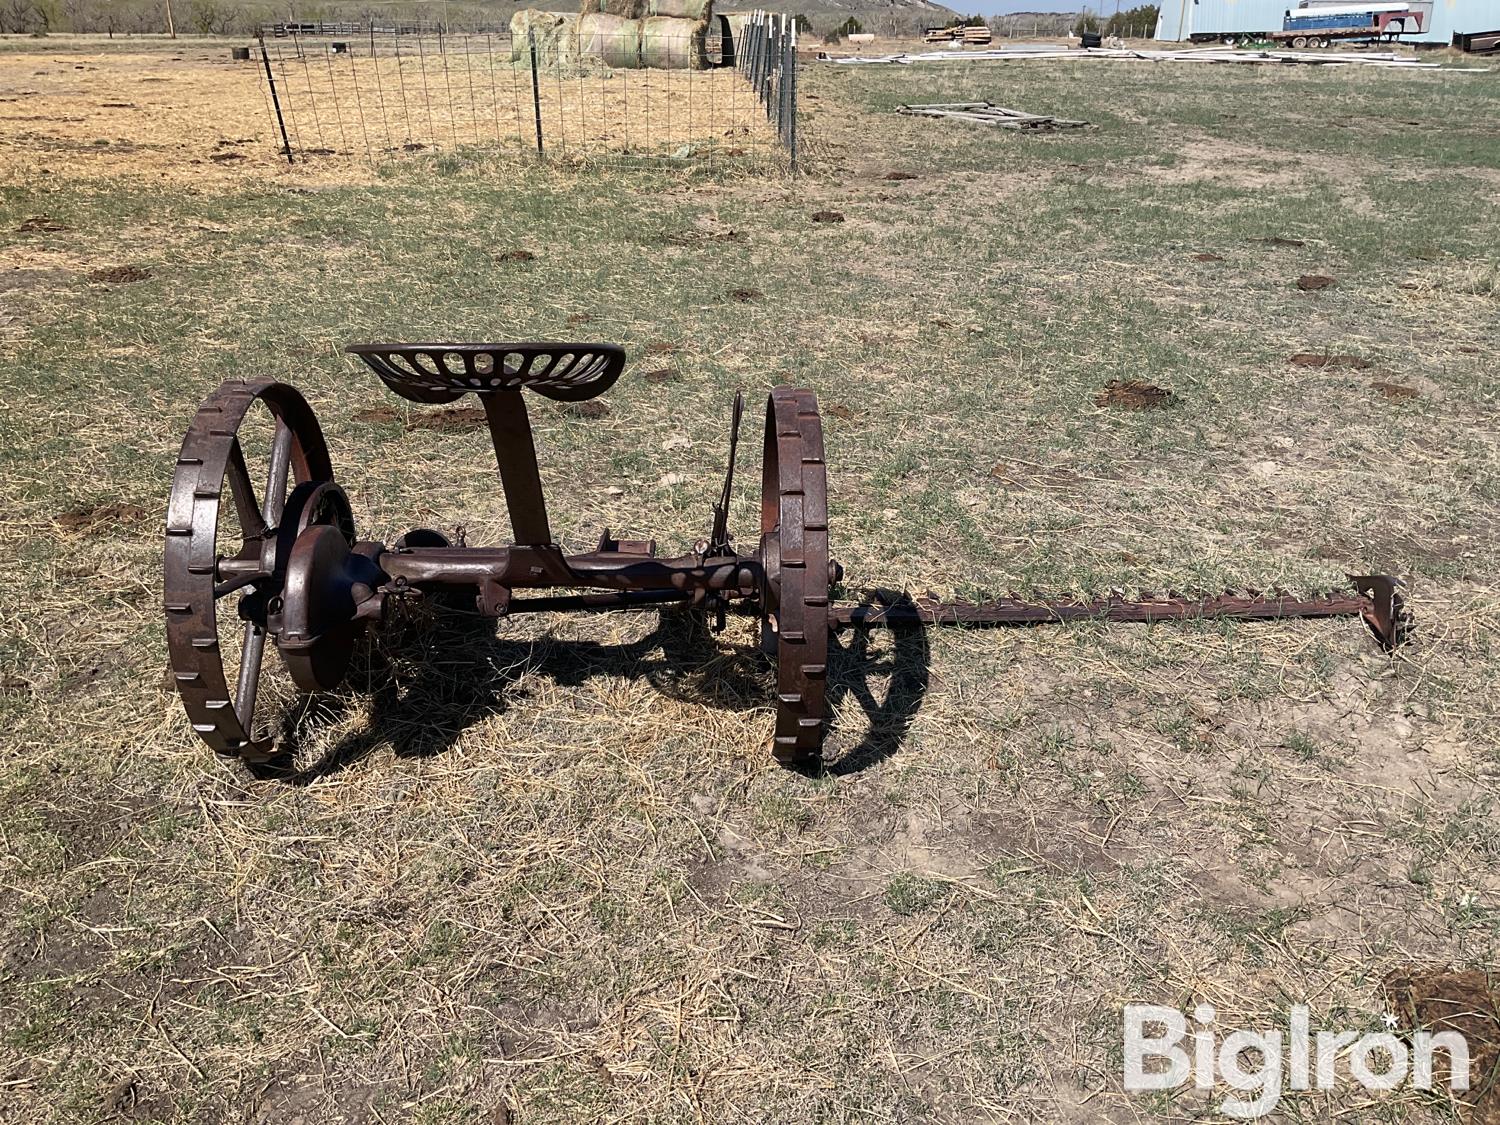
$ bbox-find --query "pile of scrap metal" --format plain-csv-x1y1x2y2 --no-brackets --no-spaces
898,101,1088,129
511,0,742,68
822,44,1474,68
1453,28,1500,52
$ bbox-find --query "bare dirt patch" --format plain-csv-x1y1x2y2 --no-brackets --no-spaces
404,406,488,433
352,405,400,424
1297,274,1337,291
1289,352,1370,369
559,399,610,419
54,500,149,532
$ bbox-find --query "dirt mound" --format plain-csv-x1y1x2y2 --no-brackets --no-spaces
1095,379,1173,410
88,265,150,283
17,214,68,232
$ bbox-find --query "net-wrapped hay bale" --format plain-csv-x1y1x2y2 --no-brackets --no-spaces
578,12,643,67
579,0,645,17
554,13,583,68
638,15,708,69
510,9,563,61
644,0,712,19
511,10,582,68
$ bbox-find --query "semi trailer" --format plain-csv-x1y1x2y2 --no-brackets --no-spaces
1271,0,1433,45
1183,0,1435,44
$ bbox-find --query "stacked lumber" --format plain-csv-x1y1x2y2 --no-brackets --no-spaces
897,101,1087,129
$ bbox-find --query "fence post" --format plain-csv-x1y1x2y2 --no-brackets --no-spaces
529,30,544,157
787,21,797,174
258,35,294,164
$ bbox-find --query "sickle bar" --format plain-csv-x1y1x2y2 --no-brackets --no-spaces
831,575,1407,652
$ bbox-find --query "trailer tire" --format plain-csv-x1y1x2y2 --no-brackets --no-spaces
1291,34,1308,47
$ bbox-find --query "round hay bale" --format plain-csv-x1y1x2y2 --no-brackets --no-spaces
510,9,564,61
638,15,708,69
580,0,645,16
511,9,582,68
554,13,583,68
645,0,712,20
578,12,643,66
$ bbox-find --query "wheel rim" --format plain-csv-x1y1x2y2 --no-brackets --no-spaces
163,379,336,761
759,388,830,764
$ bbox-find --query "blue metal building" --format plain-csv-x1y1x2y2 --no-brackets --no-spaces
1155,0,1500,43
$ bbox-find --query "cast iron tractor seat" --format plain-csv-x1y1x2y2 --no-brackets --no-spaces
348,342,625,404
165,340,1407,773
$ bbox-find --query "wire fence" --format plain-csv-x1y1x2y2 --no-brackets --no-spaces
737,11,797,167
255,15,800,173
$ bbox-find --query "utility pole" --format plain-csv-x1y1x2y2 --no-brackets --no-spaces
164,0,176,37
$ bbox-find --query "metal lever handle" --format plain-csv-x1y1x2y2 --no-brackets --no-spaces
707,391,744,558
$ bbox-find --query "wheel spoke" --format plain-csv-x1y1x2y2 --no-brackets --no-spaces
235,620,268,731
214,571,269,599
263,420,294,525
225,438,268,542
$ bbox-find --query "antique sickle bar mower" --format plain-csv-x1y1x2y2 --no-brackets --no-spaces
166,342,1407,768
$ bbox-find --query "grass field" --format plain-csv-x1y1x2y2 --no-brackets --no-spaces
1,39,1498,1124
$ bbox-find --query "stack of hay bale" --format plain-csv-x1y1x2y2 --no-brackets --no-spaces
513,0,712,69
511,9,582,68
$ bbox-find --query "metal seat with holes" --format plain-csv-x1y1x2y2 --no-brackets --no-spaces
165,338,1408,774
346,342,624,404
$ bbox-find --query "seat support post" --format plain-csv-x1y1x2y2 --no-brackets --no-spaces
482,389,552,546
